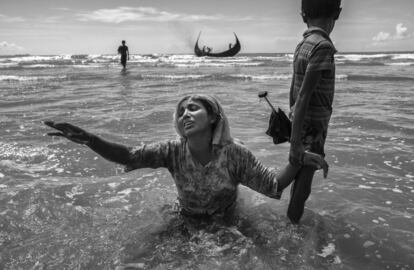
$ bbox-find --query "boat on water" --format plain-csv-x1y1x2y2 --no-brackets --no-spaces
194,32,241,57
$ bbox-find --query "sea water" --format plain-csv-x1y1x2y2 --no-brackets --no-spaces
0,52,413,269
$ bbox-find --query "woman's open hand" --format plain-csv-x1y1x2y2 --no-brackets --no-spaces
44,121,92,145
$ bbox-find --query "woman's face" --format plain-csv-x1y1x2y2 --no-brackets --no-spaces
176,98,214,137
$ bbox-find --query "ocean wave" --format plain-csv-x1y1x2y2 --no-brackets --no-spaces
336,74,349,80
385,62,414,66
229,74,350,81
9,55,72,63
337,61,386,66
24,64,56,68
137,73,290,81
346,74,414,81
253,54,293,61
142,74,209,80
0,53,279,69
173,62,263,68
138,73,351,82
0,75,67,82
336,53,390,61
0,63,19,68
391,53,414,60
336,52,414,65
230,74,292,81
0,52,413,70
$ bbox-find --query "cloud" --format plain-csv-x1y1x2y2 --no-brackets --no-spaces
395,23,409,39
372,31,391,42
76,6,253,23
372,23,411,43
0,41,24,51
0,14,25,22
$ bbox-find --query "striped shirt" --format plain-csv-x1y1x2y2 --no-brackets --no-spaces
125,139,281,216
291,27,337,132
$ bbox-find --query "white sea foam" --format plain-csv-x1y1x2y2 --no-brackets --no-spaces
363,241,375,248
391,188,403,193
358,185,373,189
337,53,388,61
174,62,262,68
0,63,19,68
336,74,348,80
385,62,414,66
24,64,56,68
143,74,208,80
317,243,336,257
231,74,292,81
1,52,413,67
10,55,71,63
0,75,66,81
391,53,414,60
0,75,32,81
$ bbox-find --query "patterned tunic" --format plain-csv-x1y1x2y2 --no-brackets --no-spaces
125,139,280,216
290,27,337,155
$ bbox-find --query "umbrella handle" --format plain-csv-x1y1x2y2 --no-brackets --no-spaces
258,91,277,112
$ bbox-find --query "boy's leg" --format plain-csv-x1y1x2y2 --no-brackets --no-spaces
287,165,316,224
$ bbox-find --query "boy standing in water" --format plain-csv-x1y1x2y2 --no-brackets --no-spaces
287,0,342,223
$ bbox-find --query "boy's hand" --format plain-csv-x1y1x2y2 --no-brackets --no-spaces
303,151,329,178
44,121,92,145
289,141,305,167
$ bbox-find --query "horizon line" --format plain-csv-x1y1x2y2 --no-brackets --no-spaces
1,50,414,57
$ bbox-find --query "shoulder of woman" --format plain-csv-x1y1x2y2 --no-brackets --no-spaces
222,140,254,157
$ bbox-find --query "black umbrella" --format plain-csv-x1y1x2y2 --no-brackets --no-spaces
258,91,291,144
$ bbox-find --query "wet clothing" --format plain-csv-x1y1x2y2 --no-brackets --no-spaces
120,55,127,66
290,27,337,156
125,139,281,216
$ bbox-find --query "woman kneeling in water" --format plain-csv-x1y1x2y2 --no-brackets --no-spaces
44,94,327,221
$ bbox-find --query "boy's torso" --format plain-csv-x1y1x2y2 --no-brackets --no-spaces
291,28,337,131
290,28,337,154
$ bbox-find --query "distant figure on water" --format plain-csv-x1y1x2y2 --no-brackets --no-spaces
202,46,212,54
44,94,328,223
285,0,342,223
117,40,129,69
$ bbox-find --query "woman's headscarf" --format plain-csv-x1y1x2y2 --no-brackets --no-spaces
173,94,233,147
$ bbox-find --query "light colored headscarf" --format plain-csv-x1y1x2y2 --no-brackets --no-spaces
173,94,233,147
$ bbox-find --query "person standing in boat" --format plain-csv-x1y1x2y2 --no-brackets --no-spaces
117,40,130,69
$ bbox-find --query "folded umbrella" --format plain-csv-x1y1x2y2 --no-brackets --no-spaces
265,108,292,144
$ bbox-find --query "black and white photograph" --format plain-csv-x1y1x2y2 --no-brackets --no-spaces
0,0,413,269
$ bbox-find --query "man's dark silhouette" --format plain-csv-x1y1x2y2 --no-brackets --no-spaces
117,40,129,69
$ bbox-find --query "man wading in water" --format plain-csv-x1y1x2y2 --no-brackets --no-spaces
117,40,130,69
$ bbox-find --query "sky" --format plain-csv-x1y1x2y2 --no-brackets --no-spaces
0,0,413,55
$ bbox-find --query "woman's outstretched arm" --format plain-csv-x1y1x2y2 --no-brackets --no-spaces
44,121,132,165
276,151,328,192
